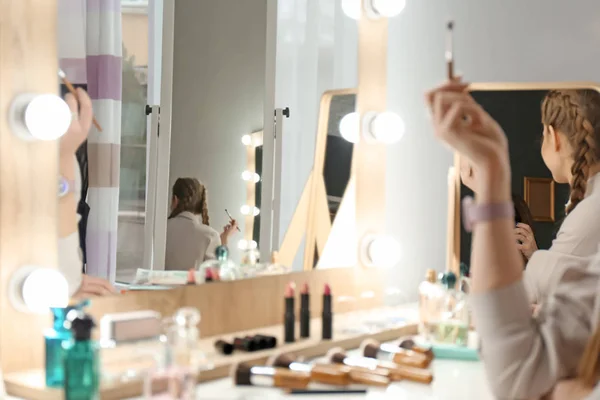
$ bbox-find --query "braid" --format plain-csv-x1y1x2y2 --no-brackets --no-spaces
192,178,210,226
169,178,210,225
541,90,600,214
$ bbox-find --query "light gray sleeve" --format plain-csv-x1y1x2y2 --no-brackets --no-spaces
204,231,221,261
471,265,598,399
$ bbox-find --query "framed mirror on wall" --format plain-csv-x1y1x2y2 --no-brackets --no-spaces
453,82,599,272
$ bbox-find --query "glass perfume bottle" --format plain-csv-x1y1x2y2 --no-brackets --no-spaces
63,311,99,400
433,272,470,346
144,308,206,399
418,269,443,340
197,245,240,281
258,251,291,276
45,300,89,387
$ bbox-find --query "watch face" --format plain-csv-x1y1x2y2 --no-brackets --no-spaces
59,177,69,197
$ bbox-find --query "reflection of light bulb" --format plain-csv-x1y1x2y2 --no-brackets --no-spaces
10,94,72,141
371,0,406,17
341,0,361,20
339,112,360,143
238,239,258,250
362,235,401,268
365,111,405,144
21,268,69,313
241,170,260,183
241,135,252,145
240,205,260,216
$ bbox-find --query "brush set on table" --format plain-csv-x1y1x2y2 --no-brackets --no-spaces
230,337,434,395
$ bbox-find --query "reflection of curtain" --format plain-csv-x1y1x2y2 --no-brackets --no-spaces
58,0,122,282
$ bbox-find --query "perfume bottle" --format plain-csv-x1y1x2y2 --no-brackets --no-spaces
45,300,89,387
258,251,291,276
197,245,240,281
418,269,444,340
459,262,471,294
63,311,99,400
144,308,205,399
433,272,469,346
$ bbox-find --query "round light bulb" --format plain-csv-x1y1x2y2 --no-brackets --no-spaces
241,135,252,146
240,205,260,216
371,0,406,17
10,94,72,141
368,111,405,144
252,206,260,217
341,0,361,20
241,170,260,183
22,268,69,313
339,112,360,143
365,235,401,268
238,239,258,250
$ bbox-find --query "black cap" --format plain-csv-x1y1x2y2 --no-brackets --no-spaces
66,311,96,341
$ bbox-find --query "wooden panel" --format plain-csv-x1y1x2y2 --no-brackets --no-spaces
0,0,59,373
524,177,555,222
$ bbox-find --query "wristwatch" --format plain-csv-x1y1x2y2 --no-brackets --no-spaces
462,196,514,232
59,176,76,198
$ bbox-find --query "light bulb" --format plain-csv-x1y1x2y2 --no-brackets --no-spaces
240,205,260,216
363,235,401,268
19,268,69,313
341,0,361,20
241,135,252,146
339,112,360,143
365,111,405,144
238,239,258,250
371,0,406,17
241,170,260,183
10,94,71,141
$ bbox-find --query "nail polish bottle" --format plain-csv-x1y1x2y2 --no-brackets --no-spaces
45,300,90,388
63,311,99,400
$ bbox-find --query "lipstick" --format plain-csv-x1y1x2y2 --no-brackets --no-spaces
322,284,332,340
254,334,277,349
300,283,310,338
284,282,296,343
214,339,234,355
361,339,431,368
204,268,214,283
233,337,258,352
186,268,196,285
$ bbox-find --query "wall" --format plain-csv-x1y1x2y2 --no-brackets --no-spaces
275,0,358,269
386,0,600,301
122,12,148,66
169,0,267,262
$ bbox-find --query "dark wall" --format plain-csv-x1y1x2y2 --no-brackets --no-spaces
460,90,571,266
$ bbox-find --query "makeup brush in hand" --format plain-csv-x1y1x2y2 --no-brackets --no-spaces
224,209,241,232
58,69,103,132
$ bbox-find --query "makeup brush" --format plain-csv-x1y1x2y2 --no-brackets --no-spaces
224,209,242,232
360,338,431,368
327,347,433,384
58,69,103,132
445,20,455,80
399,338,435,361
231,362,310,389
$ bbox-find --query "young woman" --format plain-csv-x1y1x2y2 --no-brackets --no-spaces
460,157,538,261
426,82,600,399
59,88,116,297
165,178,237,271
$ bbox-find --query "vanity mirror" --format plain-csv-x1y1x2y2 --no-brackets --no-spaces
451,82,600,274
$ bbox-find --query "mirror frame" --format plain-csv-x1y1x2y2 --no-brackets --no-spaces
449,81,600,276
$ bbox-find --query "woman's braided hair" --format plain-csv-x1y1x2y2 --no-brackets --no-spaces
168,177,210,226
541,90,600,214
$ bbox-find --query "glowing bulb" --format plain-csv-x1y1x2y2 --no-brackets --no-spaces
240,205,260,216
10,94,71,141
241,170,260,183
21,268,69,313
341,0,361,20
365,111,405,144
362,235,401,268
339,112,360,143
371,0,406,17
241,135,252,145
238,239,258,250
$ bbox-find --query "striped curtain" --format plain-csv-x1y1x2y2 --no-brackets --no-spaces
58,0,122,283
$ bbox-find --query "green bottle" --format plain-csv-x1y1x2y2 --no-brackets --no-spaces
63,311,99,400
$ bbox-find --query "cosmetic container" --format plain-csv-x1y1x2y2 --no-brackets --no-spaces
431,272,469,346
197,245,241,281
63,311,99,400
45,300,89,387
418,269,443,340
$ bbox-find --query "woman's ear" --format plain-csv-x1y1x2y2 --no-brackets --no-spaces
548,125,562,152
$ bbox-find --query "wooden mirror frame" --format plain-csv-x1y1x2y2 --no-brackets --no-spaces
448,81,600,276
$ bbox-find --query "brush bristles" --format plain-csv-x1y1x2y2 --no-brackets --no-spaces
325,347,346,363
359,339,381,358
399,338,416,350
231,363,252,386
329,352,347,365
362,343,380,359
58,69,66,79
267,352,296,368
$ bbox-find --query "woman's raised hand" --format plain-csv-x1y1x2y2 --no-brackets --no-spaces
515,223,538,259
426,81,511,201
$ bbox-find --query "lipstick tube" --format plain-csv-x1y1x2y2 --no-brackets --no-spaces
284,291,295,343
322,284,332,340
300,284,310,338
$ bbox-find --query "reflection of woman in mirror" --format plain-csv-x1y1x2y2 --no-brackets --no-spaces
165,178,238,271
460,158,537,261
427,82,600,400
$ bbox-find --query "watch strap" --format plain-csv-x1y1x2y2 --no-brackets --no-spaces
462,196,514,233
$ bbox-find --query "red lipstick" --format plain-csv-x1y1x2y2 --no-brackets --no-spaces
284,282,296,343
300,283,310,338
322,284,332,339
186,268,196,285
